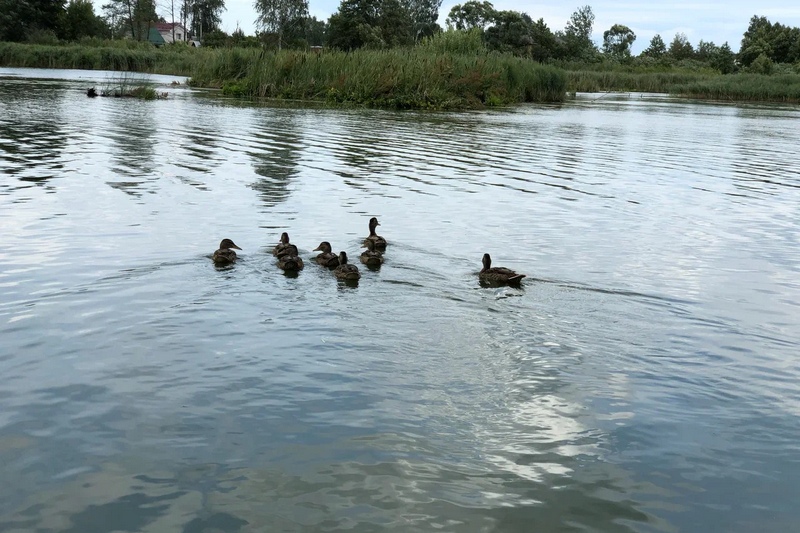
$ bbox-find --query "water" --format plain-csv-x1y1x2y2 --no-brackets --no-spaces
1,68,799,532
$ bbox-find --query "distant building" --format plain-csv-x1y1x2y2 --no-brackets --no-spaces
152,22,189,45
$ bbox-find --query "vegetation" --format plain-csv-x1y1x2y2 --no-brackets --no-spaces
3,0,800,106
188,34,566,109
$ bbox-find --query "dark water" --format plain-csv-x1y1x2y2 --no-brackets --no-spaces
1,68,799,532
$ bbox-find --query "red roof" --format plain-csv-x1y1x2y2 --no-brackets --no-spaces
155,22,186,31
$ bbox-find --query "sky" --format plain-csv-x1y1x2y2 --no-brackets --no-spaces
150,0,800,54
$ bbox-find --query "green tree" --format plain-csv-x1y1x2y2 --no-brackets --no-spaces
484,10,532,56
305,15,326,46
602,23,635,58
529,18,558,62
641,34,666,58
563,5,597,60
327,0,412,50
0,0,66,41
254,0,308,49
739,15,771,66
710,42,736,73
668,32,694,60
445,1,494,31
404,0,441,40
59,0,107,40
184,0,225,39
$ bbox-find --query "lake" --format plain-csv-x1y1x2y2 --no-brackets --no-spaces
1,67,799,533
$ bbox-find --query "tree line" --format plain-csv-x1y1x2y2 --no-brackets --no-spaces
2,0,799,74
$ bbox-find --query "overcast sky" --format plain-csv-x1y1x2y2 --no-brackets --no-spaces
161,0,800,53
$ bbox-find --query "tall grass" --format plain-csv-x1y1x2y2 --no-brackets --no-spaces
190,47,566,109
566,70,715,93
0,41,204,75
670,73,800,102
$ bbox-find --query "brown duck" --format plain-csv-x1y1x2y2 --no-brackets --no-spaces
334,251,361,281
213,239,242,265
479,253,525,285
360,239,384,267
273,232,295,258
363,217,387,250
313,241,339,268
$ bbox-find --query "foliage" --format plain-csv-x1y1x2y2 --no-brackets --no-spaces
405,0,442,41
188,46,567,109
562,5,597,60
60,0,107,41
445,1,495,31
183,0,225,39
739,15,800,66
672,73,800,102
747,52,774,74
418,27,484,54
254,0,309,50
602,24,635,59
327,0,413,50
484,11,533,56
668,32,694,60
1,0,66,41
641,34,666,58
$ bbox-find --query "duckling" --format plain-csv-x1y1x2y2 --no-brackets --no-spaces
363,217,387,250
360,239,384,267
277,250,304,271
213,238,242,265
313,241,339,268
333,251,361,281
273,232,294,258
479,253,526,285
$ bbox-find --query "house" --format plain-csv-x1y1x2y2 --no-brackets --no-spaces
153,22,189,44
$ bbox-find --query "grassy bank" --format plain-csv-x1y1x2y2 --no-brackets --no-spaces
566,70,715,93
0,40,202,75
669,73,800,102
189,47,566,109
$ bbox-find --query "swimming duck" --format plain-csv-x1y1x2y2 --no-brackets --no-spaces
313,241,339,268
360,239,384,267
334,251,361,281
273,232,294,258
277,250,304,271
479,253,526,285
213,239,242,265
363,217,387,250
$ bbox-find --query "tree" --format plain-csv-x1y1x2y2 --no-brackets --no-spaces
668,32,694,60
185,0,225,40
529,18,558,62
404,0,441,41
641,34,666,58
739,15,773,66
484,10,533,56
305,15,326,46
602,23,635,58
563,5,597,60
0,0,66,41
59,0,107,40
445,1,494,31
327,0,412,50
710,42,736,73
254,0,307,49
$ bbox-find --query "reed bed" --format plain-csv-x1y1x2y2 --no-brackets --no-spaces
670,73,800,103
189,48,567,109
566,70,715,93
0,41,204,75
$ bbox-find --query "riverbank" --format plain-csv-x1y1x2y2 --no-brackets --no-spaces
3,41,800,106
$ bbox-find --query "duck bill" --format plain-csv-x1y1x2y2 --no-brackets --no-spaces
313,245,322,251
231,244,242,250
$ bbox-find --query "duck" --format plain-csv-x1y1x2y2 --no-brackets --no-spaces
363,217,387,250
313,241,339,268
333,251,361,281
479,253,526,285
213,239,242,265
360,239,384,267
273,232,295,258
277,250,304,271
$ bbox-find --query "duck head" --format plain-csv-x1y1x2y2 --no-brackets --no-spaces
219,239,242,251
368,217,380,235
482,253,492,270
338,251,349,265
279,232,290,244
314,241,332,253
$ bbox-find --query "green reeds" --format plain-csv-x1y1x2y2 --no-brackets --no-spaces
566,70,715,93
670,73,800,102
190,47,567,110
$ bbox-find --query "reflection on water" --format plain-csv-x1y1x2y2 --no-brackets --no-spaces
1,70,800,533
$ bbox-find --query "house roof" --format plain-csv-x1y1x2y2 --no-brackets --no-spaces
155,22,186,32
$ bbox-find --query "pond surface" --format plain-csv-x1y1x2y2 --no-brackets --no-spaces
1,68,799,533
